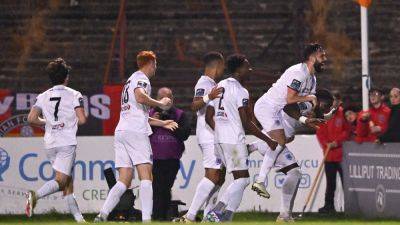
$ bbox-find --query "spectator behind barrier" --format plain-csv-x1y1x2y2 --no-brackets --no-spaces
355,88,391,143
344,107,358,141
316,93,349,213
149,87,191,221
379,87,400,142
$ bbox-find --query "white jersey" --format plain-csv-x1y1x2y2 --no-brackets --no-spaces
194,75,216,144
115,71,152,135
33,85,83,149
258,63,316,108
212,77,249,145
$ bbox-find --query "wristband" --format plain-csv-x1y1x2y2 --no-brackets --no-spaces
202,94,210,104
299,116,307,124
323,107,336,120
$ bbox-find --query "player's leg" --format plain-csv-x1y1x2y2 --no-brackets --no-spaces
252,101,286,197
203,167,225,219
26,146,75,217
95,132,133,222
178,143,222,222
64,177,85,222
206,144,249,222
275,148,301,222
136,163,153,222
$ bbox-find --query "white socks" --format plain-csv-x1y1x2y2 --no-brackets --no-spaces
203,185,221,218
187,177,215,221
224,178,250,212
280,168,301,215
36,180,60,199
65,194,85,222
256,145,284,183
140,180,153,222
100,181,127,217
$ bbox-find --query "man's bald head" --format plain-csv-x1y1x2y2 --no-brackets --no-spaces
390,87,400,105
157,87,173,100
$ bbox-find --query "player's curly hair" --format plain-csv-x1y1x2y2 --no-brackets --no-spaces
46,57,71,85
226,54,247,74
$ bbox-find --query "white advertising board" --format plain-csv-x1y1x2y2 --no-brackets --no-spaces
0,135,343,214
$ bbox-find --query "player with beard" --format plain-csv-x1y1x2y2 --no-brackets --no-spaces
251,43,327,221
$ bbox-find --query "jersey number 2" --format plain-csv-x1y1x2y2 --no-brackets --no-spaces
50,97,61,121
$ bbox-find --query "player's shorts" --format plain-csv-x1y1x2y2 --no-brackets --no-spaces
199,143,222,169
114,130,153,168
254,100,284,133
214,143,248,173
45,145,76,176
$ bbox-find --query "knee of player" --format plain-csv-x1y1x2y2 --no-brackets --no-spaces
55,177,69,190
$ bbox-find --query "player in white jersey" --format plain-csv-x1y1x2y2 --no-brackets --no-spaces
173,52,225,222
25,58,87,222
203,54,278,222
251,43,327,222
95,51,177,223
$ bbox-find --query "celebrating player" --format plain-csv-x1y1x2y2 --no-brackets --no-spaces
25,58,87,222
173,52,225,222
251,43,327,222
204,54,278,222
94,51,177,222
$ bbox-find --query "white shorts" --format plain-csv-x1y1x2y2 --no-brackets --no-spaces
199,143,222,169
254,100,284,133
114,130,153,168
215,143,248,173
46,145,76,176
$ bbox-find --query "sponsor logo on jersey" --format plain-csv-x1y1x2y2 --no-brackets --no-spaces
195,88,205,97
289,79,301,91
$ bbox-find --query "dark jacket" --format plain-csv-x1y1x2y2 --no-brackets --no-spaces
379,104,400,142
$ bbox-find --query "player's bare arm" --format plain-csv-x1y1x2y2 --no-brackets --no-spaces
287,87,317,106
205,105,215,130
27,107,46,126
74,107,87,125
190,86,223,112
238,106,277,150
283,103,325,129
134,87,171,108
148,117,178,131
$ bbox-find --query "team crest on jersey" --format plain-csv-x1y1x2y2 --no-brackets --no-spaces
285,153,293,161
195,88,205,97
242,98,249,106
137,81,148,88
289,79,301,91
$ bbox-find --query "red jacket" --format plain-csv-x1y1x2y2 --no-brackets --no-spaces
355,104,391,143
316,107,350,162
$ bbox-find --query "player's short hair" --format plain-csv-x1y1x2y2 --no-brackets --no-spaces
203,51,224,67
226,54,247,74
316,89,334,106
46,57,71,85
302,43,324,62
137,51,157,68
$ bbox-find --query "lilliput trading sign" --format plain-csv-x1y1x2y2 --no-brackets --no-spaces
342,142,400,218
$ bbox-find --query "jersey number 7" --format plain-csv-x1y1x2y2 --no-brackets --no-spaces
50,97,61,121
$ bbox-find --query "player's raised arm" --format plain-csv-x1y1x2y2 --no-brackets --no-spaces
191,86,223,112
287,87,317,106
205,104,215,130
134,87,171,108
238,103,277,150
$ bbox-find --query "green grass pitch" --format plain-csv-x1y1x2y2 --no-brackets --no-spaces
0,212,398,225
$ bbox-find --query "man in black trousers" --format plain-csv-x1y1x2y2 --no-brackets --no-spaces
149,87,191,221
